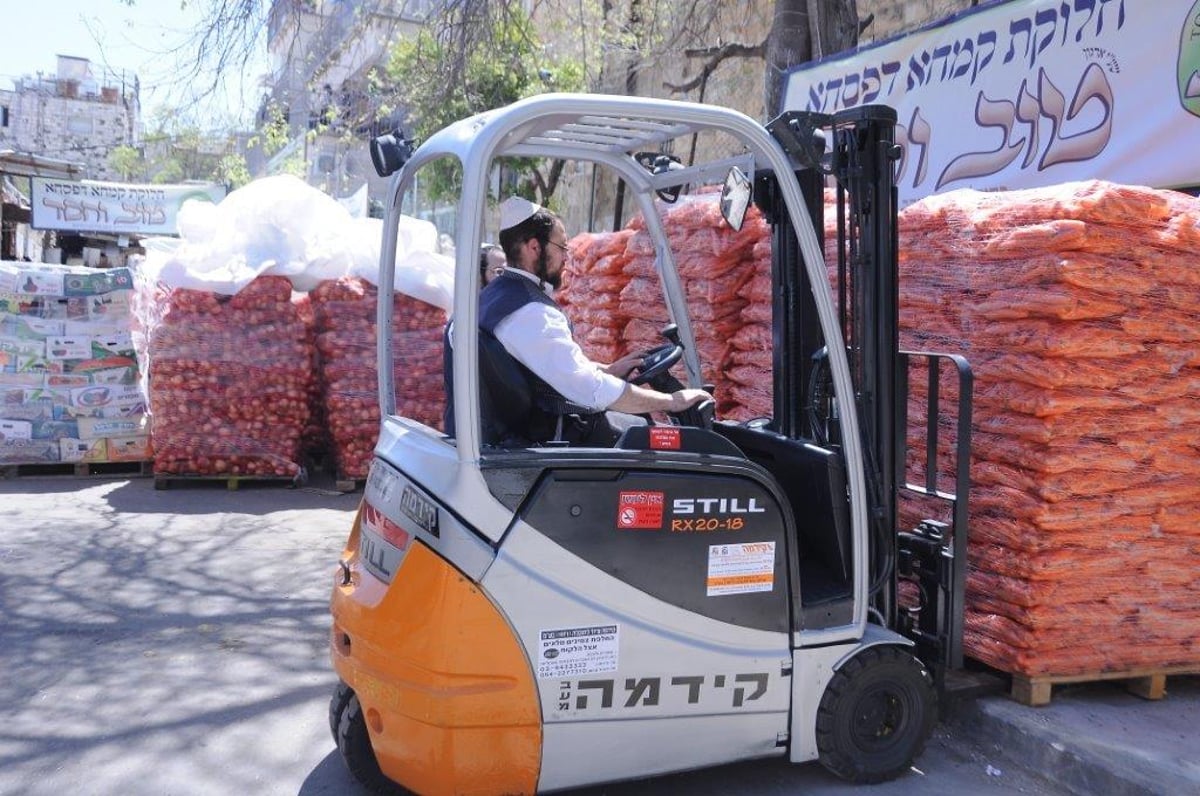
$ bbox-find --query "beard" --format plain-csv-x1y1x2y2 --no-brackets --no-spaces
536,246,563,290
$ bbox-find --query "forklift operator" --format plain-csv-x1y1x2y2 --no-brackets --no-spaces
473,196,710,446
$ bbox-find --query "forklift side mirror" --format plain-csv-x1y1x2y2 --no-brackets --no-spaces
720,166,752,231
370,130,416,178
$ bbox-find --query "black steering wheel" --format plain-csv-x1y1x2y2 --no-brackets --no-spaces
630,341,683,386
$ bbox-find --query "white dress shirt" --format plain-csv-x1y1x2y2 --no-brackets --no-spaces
492,267,627,411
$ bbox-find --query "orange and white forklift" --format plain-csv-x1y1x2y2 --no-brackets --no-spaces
328,93,973,794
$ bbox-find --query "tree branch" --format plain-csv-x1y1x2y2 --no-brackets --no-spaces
663,40,766,93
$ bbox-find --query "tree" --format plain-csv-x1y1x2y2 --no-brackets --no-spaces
379,3,584,206
764,0,863,115
107,145,145,181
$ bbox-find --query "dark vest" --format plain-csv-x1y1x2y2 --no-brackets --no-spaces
443,273,565,445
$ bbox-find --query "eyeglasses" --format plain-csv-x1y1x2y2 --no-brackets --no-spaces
546,239,569,253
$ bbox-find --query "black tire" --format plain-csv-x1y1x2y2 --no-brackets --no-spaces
815,645,937,784
336,690,406,794
329,681,354,744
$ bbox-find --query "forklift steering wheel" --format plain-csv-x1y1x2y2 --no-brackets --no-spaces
630,342,683,386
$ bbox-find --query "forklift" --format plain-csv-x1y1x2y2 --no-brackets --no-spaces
329,93,972,794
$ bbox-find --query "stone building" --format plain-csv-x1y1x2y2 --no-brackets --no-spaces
0,55,142,182
260,0,433,205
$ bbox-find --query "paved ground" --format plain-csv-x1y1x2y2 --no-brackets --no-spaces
0,472,1187,795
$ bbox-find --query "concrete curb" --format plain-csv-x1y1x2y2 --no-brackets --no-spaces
947,679,1200,796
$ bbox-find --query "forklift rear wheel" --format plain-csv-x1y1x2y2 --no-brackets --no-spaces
815,645,936,784
329,681,354,744
333,687,408,794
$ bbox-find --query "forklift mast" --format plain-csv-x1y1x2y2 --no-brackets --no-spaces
758,106,972,691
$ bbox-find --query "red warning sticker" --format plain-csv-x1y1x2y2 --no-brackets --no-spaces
649,426,682,450
616,491,665,529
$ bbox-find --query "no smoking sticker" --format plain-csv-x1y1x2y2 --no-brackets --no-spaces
616,491,664,529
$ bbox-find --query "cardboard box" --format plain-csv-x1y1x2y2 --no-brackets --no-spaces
13,269,64,296
0,335,46,358
67,383,146,417
0,418,34,440
85,366,137,385
76,414,148,440
46,337,93,360
32,419,79,441
59,437,107,463
87,291,131,321
44,373,89,388
0,314,62,338
0,439,59,464
104,434,151,462
90,332,135,356
61,267,133,297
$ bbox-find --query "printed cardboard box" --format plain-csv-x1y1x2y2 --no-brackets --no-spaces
59,437,107,463
46,337,93,361
62,268,133,297
105,434,151,461
0,314,63,338
0,418,33,440
32,419,79,441
67,383,146,418
0,439,59,463
76,414,148,440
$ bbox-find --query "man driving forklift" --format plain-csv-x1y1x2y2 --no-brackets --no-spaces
444,196,710,446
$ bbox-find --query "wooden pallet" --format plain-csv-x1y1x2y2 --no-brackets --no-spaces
153,469,306,491
2,460,152,479
1011,665,1200,706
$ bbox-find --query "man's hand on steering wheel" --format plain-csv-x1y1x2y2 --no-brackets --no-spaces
604,351,645,380
629,341,683,386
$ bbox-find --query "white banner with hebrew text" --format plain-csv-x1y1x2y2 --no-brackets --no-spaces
31,179,226,236
783,0,1200,206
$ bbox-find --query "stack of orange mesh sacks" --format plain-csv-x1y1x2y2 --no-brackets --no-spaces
561,194,767,416
899,180,1200,677
308,277,446,480
147,275,313,478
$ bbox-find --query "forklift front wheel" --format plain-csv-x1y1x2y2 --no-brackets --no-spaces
815,645,936,784
332,685,409,794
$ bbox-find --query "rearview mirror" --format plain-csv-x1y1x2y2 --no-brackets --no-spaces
720,166,752,231
370,130,415,178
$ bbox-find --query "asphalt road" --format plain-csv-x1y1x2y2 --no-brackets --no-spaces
0,474,1064,796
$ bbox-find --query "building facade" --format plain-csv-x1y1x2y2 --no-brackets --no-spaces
0,55,142,182
261,0,434,206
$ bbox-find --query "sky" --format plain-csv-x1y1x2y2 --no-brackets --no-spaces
0,0,271,129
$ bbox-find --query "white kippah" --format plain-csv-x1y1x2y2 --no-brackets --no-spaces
499,196,542,231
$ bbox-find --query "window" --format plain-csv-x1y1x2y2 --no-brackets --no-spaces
67,116,93,135
1,105,8,127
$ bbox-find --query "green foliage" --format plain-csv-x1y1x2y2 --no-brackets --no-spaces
136,105,243,186
253,102,294,157
381,5,584,205
107,145,144,181
215,153,252,189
